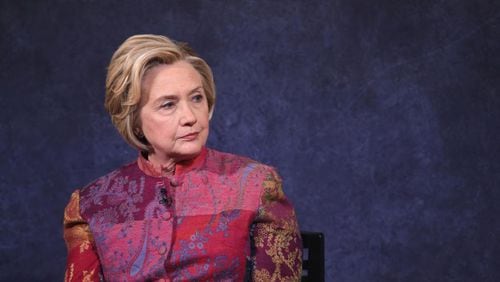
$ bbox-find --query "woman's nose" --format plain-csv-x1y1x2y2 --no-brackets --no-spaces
179,103,197,126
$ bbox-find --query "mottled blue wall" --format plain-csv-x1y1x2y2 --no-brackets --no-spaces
1,1,499,281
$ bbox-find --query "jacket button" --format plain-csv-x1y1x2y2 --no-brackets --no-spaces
159,245,167,255
161,211,171,220
169,178,179,187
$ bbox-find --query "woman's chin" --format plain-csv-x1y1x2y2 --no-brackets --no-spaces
170,144,204,160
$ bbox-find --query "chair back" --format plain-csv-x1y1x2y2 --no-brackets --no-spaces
301,231,325,282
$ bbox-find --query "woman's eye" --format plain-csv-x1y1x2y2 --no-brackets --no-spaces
160,101,175,109
192,94,204,103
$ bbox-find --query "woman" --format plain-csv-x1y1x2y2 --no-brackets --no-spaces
63,34,302,281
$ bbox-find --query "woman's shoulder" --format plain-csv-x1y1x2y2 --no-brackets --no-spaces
73,161,140,215
79,160,139,194
205,148,280,180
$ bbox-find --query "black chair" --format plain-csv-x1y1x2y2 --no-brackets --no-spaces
301,231,325,282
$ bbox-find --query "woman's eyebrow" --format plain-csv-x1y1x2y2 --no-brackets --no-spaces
154,95,178,102
188,86,203,94
153,86,203,103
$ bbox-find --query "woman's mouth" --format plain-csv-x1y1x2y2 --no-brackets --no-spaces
179,132,199,141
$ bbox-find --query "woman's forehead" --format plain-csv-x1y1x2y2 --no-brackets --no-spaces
142,61,203,98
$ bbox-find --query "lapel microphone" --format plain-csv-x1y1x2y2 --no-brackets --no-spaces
159,188,172,208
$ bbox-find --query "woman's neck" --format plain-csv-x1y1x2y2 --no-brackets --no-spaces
146,153,176,175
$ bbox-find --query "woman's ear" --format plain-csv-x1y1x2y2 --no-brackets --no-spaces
134,127,144,138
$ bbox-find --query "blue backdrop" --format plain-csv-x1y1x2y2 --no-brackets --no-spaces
1,1,499,281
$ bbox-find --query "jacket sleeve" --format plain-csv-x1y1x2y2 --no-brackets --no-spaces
250,168,302,281
63,190,102,282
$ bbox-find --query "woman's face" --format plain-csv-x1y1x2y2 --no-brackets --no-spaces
139,61,209,163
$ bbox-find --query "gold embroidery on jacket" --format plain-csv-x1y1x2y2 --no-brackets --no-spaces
63,191,95,250
64,263,74,282
253,171,302,281
82,269,96,282
79,240,91,253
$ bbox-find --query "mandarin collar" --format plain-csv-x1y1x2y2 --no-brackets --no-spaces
137,147,208,178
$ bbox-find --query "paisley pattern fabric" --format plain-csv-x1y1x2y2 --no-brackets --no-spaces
63,147,302,281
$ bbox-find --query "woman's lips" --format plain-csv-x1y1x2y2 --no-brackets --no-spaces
179,132,199,141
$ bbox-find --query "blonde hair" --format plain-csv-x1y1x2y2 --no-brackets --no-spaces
105,34,216,152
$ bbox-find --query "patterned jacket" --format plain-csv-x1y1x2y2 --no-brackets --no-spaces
63,147,302,281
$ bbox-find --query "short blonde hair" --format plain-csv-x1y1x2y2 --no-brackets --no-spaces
105,34,216,152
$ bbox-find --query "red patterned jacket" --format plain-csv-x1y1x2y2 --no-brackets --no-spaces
63,147,302,281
